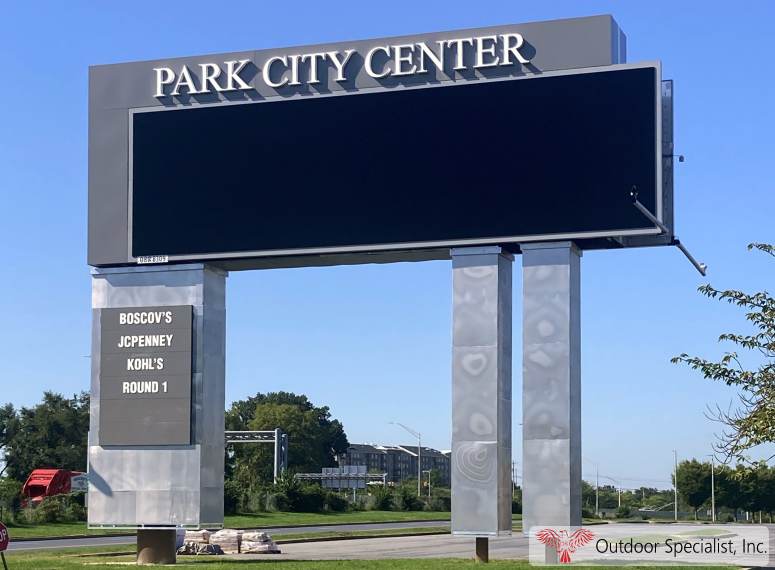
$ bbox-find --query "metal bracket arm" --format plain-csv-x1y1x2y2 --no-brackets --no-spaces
630,188,707,276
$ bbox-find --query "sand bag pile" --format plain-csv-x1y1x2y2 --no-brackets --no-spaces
177,529,220,555
241,530,281,554
209,529,242,554
183,529,211,545
177,542,222,555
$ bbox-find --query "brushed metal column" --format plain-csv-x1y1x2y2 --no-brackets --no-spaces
521,242,581,533
88,263,226,531
451,246,512,536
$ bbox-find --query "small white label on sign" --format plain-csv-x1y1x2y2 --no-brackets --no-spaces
137,255,169,264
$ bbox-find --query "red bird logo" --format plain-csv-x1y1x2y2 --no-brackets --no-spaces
536,528,595,563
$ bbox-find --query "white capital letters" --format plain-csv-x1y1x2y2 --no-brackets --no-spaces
446,37,474,70
199,63,222,92
501,33,531,65
475,36,499,68
365,46,391,79
153,67,175,97
263,56,289,88
224,59,251,91
417,41,445,74
327,49,355,82
301,52,327,84
288,54,302,86
392,44,417,76
171,65,200,96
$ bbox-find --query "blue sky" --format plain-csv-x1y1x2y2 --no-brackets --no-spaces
1,1,773,489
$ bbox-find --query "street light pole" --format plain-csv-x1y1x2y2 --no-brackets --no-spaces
390,421,422,497
708,454,716,523
423,469,432,498
673,450,679,522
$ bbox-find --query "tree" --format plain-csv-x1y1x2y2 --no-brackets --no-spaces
676,459,711,518
714,464,741,518
0,392,89,482
672,243,775,461
226,392,348,489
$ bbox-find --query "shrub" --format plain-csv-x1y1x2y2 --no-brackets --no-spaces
264,492,290,512
0,479,22,520
427,496,451,512
19,494,86,524
366,485,393,511
615,506,631,519
288,484,326,512
393,485,422,511
223,479,241,515
511,499,522,514
323,491,348,512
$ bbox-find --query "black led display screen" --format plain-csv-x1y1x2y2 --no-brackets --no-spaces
132,66,658,258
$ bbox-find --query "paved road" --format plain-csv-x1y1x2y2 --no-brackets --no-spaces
242,534,530,561
7,520,450,552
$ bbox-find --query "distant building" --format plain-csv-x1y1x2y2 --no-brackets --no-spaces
336,443,450,486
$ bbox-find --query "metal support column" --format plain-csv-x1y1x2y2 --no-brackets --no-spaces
521,242,582,534
87,263,227,548
273,428,288,483
451,246,513,539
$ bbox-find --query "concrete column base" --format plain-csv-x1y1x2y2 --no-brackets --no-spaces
476,537,489,563
137,529,176,565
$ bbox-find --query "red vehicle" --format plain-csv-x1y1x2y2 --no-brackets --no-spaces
21,469,87,506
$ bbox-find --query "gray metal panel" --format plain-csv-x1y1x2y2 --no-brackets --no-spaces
521,242,581,533
88,263,226,528
451,247,512,536
99,305,193,446
88,15,626,267
619,78,674,248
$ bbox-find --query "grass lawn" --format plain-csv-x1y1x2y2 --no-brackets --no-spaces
1,546,738,570
3,520,129,539
5,511,452,539
225,510,450,528
277,526,450,542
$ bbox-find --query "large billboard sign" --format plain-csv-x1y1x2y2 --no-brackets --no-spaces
86,14,677,539
98,305,193,446
86,15,676,271
130,63,662,263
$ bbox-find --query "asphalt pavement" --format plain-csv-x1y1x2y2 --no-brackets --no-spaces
7,520,450,551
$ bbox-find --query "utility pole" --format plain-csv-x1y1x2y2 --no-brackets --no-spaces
708,454,716,523
512,461,516,498
618,487,622,509
673,450,679,522
390,421,422,497
595,464,599,517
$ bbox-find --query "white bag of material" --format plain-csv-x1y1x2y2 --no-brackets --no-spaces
242,531,270,542
184,529,211,544
241,540,281,554
177,542,223,555
210,529,242,554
